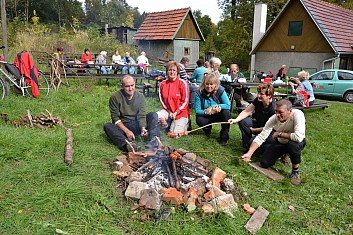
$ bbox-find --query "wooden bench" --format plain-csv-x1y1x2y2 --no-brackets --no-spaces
293,101,331,110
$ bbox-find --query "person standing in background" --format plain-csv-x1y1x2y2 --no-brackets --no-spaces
276,64,286,80
189,59,206,86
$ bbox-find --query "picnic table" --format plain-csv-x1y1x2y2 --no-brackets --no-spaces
220,81,249,114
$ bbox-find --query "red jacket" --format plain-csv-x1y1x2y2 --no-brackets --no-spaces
81,53,93,64
159,78,189,119
14,51,40,97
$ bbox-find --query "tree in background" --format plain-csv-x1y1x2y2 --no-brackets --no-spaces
132,10,146,28
216,0,286,70
5,0,84,27
193,10,217,60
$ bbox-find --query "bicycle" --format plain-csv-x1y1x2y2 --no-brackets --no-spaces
0,60,50,100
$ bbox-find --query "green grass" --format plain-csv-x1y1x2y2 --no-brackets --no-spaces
1,79,353,234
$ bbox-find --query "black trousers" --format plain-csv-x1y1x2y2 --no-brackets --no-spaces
261,138,306,168
238,117,274,153
196,109,231,142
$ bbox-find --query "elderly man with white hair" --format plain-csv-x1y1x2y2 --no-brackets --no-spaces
95,50,111,74
205,57,222,78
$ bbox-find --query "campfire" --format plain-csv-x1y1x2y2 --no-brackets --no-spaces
111,137,241,217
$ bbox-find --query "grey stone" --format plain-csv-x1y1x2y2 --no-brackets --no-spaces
139,188,161,211
127,171,143,183
211,194,238,218
125,181,149,200
221,178,236,193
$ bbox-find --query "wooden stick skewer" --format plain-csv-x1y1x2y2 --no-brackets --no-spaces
187,121,230,134
168,121,230,138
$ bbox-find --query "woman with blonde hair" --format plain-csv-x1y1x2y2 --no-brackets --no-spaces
289,70,315,106
195,72,231,146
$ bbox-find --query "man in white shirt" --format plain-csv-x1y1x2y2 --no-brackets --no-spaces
241,99,306,185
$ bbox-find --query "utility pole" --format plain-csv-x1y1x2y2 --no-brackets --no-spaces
1,0,10,94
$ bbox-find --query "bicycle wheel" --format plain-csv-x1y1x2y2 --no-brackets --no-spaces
0,78,5,100
24,71,50,97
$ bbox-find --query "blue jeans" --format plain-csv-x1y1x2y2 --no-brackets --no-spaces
122,66,135,74
97,66,111,74
104,120,141,150
85,64,92,74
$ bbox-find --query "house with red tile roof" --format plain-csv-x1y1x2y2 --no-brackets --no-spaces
133,7,204,67
250,0,353,78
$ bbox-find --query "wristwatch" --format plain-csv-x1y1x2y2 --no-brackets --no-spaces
278,132,282,137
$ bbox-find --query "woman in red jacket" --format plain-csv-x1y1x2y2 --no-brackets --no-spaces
81,48,93,74
147,61,190,138
156,61,190,134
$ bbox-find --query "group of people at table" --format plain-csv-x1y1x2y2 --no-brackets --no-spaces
103,56,316,186
53,47,149,75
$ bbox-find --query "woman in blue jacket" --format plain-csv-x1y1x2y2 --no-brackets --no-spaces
195,73,231,146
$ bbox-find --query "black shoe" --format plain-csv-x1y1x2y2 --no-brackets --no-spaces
220,140,228,147
290,171,301,186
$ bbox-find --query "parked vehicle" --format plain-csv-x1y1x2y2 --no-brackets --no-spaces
309,69,353,103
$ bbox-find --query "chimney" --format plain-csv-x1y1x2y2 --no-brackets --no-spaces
252,2,267,49
250,2,267,81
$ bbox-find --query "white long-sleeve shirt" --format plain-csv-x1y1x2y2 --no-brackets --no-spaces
254,109,306,146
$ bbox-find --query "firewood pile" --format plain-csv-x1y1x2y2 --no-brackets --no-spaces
111,138,243,218
1,110,64,128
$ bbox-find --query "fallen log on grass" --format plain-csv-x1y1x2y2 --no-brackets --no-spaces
64,128,73,165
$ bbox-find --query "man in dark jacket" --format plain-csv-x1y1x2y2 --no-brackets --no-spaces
103,75,158,152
